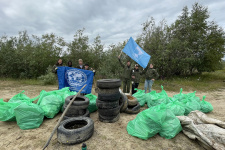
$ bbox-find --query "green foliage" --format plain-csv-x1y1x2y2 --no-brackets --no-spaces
0,3,224,80
38,66,56,85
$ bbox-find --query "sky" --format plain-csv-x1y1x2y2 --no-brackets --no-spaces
0,0,225,49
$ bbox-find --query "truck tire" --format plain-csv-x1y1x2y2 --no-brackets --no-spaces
57,117,94,144
97,79,121,89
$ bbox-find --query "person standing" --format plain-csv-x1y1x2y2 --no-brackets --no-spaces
67,60,73,67
76,59,84,69
118,55,132,93
131,64,141,94
52,59,63,89
142,64,159,93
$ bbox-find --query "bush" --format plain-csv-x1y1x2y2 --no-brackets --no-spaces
38,66,56,85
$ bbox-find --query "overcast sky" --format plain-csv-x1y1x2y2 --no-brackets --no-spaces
0,0,225,48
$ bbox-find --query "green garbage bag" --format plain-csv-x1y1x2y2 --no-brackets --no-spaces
200,96,213,113
132,89,147,107
166,100,185,116
173,88,186,101
186,91,200,103
37,91,63,118
0,99,20,121
147,86,170,108
14,102,44,130
85,94,97,113
127,104,182,139
181,98,201,115
8,91,39,103
159,106,182,139
127,108,161,140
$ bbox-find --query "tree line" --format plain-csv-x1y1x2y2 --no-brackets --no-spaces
0,3,224,80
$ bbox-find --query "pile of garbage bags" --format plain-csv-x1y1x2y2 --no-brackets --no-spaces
0,87,97,130
127,86,213,140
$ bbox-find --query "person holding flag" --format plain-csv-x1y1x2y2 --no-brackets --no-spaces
118,55,132,93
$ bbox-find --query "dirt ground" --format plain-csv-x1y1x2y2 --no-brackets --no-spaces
0,80,225,150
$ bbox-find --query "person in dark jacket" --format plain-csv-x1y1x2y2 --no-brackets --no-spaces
118,55,132,93
131,64,141,94
142,64,159,93
67,60,73,67
76,59,84,69
52,59,63,89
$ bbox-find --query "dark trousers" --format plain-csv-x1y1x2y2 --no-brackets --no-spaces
123,79,131,93
132,83,139,95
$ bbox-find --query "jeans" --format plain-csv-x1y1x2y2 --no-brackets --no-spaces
144,80,154,93
132,83,139,95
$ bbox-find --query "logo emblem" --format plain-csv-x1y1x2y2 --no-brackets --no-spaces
133,46,143,61
65,69,87,87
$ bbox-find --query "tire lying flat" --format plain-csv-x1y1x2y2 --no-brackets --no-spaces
126,95,138,106
63,109,90,120
96,99,119,109
57,117,94,144
125,103,141,114
65,95,89,109
98,92,121,102
97,79,121,89
99,113,120,123
98,106,120,117
62,105,86,116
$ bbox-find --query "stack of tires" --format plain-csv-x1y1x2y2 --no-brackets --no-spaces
96,79,121,123
62,95,90,120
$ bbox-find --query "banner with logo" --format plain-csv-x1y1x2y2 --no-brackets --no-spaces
57,66,94,94
122,37,151,68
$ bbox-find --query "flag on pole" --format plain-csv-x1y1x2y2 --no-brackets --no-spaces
122,37,151,68
57,67,94,94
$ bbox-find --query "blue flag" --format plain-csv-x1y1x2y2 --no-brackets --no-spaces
57,67,94,94
122,37,151,68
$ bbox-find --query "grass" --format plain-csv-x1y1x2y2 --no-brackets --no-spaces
0,68,224,92
138,68,225,92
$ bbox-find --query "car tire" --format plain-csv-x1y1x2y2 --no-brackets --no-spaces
63,109,90,120
62,105,86,116
65,95,89,109
57,117,94,144
119,93,128,112
96,99,119,109
98,106,120,117
125,103,141,114
126,95,138,106
97,79,121,89
99,113,120,123
98,92,121,102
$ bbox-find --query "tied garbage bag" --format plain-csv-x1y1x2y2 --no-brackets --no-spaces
127,108,161,140
147,86,170,108
166,100,185,116
127,104,182,139
14,102,44,130
8,90,39,103
173,88,186,101
37,91,63,118
0,99,20,121
200,96,213,113
182,98,201,115
85,93,97,113
186,91,200,103
132,89,147,106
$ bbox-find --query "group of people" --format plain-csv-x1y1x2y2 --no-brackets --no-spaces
118,56,159,94
52,56,159,94
52,58,93,72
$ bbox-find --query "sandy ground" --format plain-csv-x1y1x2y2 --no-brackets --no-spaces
0,80,225,150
